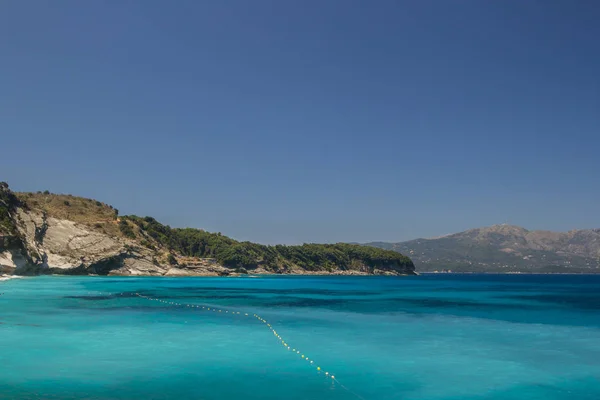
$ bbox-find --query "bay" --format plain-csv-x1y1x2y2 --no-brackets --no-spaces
1,274,600,400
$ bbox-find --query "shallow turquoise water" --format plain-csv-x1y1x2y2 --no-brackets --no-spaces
1,274,600,400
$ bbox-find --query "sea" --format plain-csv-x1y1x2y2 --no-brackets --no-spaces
1,274,600,400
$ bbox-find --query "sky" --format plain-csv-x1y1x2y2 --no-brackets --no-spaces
1,1,599,244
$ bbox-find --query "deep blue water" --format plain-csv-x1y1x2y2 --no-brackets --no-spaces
1,274,600,399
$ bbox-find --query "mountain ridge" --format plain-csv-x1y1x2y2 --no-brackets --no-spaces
364,224,600,273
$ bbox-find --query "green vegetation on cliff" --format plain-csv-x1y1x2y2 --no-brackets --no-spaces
0,182,20,236
122,215,414,273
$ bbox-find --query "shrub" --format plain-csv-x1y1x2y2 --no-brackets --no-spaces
118,219,136,239
140,240,156,250
43,190,50,195
63,200,70,206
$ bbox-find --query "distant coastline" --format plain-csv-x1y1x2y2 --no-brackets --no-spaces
363,224,600,274
419,271,600,275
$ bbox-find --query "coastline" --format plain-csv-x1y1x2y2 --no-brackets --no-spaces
420,271,600,275
1,275,22,282
6,271,600,279
0,270,417,279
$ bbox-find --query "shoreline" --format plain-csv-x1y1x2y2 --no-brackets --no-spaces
1,271,417,279
0,275,24,282
4,271,598,280
420,271,600,275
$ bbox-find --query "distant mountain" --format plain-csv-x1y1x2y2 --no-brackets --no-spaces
364,225,600,273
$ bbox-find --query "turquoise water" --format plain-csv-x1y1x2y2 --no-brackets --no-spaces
1,274,600,400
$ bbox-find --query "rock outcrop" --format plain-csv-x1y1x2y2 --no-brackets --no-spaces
0,242,28,274
4,207,246,276
0,185,246,276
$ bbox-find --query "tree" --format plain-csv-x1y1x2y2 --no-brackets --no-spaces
120,214,414,274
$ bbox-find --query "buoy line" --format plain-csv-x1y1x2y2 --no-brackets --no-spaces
84,290,366,400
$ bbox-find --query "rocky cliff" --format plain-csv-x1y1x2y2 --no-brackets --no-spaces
0,184,415,277
0,193,219,276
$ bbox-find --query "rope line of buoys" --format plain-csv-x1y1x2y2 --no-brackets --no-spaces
82,290,365,400
133,293,339,381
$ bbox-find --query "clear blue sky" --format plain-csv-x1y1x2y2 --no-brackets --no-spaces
1,1,599,244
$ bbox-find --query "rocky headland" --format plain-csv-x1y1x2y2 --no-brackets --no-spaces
0,183,415,277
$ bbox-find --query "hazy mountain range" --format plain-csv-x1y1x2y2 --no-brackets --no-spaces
364,224,600,273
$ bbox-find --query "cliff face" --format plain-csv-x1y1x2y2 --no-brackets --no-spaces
3,207,229,276
0,182,25,274
0,186,240,276
0,185,415,277
0,236,28,274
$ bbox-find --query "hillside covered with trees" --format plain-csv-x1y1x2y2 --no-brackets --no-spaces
120,215,414,274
